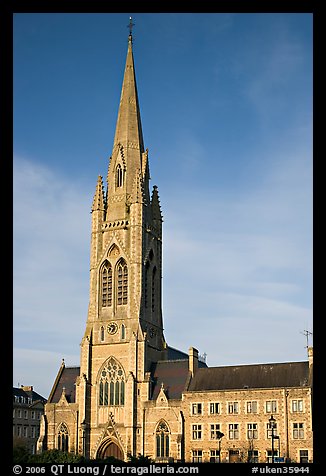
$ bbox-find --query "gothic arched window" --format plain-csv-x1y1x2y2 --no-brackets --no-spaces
117,259,128,305
99,357,125,406
100,326,105,342
101,261,112,307
116,164,123,188
156,420,170,459
57,423,69,452
145,261,150,309
152,267,157,313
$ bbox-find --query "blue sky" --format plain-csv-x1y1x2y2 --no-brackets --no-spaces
13,13,313,399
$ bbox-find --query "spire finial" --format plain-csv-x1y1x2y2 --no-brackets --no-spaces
128,16,135,41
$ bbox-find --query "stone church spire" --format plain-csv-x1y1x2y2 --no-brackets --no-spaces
112,30,144,154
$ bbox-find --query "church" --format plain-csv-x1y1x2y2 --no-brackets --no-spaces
38,27,313,464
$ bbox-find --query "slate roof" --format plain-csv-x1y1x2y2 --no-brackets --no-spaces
48,366,80,404
13,387,47,404
150,354,207,400
188,361,310,392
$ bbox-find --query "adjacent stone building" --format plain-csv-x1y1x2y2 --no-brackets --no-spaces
13,385,47,454
38,28,313,463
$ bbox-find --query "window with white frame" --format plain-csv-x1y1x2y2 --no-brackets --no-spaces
209,402,220,414
267,449,279,463
247,401,258,413
228,423,239,439
31,410,35,419
266,400,277,413
292,400,303,412
210,423,221,440
299,450,309,463
293,423,304,439
210,449,220,462
191,403,202,415
247,423,258,439
267,422,278,438
228,401,239,414
31,426,36,438
248,450,259,463
192,450,202,463
23,426,28,437
192,424,202,440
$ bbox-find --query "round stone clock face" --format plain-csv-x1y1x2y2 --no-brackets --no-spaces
107,322,118,335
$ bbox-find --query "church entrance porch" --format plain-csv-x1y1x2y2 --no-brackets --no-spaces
96,439,124,460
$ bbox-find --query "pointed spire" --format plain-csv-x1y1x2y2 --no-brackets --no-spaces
91,175,105,212
112,25,144,154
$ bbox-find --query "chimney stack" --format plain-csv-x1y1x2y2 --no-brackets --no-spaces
189,347,198,376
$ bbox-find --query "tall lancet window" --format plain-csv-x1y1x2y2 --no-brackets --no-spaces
116,164,123,188
156,420,170,460
57,423,69,452
99,357,125,406
152,267,157,313
101,261,112,307
117,259,128,305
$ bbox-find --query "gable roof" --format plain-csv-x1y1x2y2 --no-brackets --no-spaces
48,366,80,403
150,359,190,400
188,361,310,392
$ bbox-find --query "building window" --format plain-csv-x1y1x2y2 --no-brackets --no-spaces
228,402,239,414
247,401,258,413
267,450,279,463
145,262,149,309
248,450,259,463
31,410,35,420
209,402,220,414
293,423,304,439
57,423,69,452
191,403,202,415
37,412,41,420
151,267,157,312
210,424,221,440
210,449,220,463
299,450,309,463
99,357,125,406
155,421,170,459
247,423,258,439
267,422,278,439
101,261,112,307
17,410,22,419
117,259,128,305
23,426,28,437
116,164,123,188
121,324,126,340
100,326,105,342
228,424,239,439
17,426,22,437
24,410,28,419
192,424,202,440
292,400,303,412
192,450,202,463
266,400,277,413
31,426,36,438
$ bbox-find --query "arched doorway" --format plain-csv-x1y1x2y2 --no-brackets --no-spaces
97,439,124,460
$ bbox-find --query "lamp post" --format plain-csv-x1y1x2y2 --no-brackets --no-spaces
81,419,87,458
269,415,276,463
216,430,224,463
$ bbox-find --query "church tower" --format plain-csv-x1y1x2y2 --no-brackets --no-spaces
76,27,165,459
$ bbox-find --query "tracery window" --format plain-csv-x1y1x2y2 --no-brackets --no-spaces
99,357,125,406
116,164,123,188
57,423,69,452
156,421,170,459
101,261,112,307
117,259,128,305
